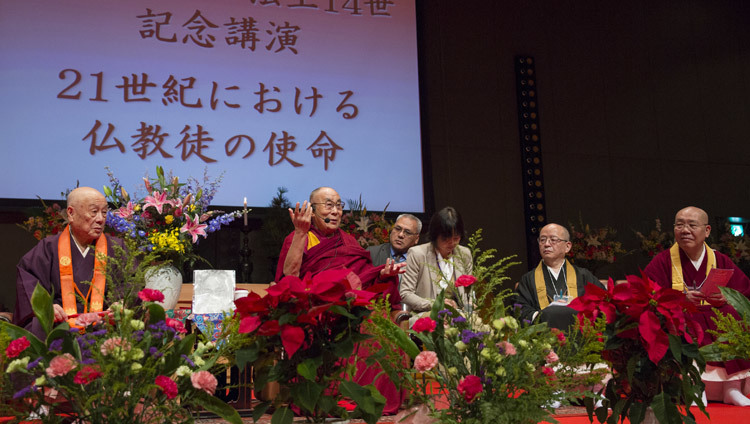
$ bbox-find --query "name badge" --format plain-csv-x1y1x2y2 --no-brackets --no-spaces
553,294,570,304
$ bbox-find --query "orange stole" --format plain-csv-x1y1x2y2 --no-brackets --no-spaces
58,226,108,328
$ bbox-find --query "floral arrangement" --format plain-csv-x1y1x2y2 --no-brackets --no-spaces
377,286,606,424
104,166,240,270
340,195,392,248
701,286,750,364
227,269,393,424
370,230,606,424
634,219,672,258
568,218,626,269
17,197,68,241
0,243,241,424
570,274,707,424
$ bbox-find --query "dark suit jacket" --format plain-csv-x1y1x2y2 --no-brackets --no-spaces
367,243,393,267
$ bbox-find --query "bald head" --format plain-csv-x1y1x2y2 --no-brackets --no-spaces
309,186,342,235
674,206,711,260
538,223,572,268
67,187,108,245
675,206,708,225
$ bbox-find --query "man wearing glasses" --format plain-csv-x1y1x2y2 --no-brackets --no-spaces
368,214,422,267
645,206,750,406
516,223,603,331
274,186,406,414
275,186,404,301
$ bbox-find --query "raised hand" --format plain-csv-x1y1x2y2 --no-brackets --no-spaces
288,201,313,233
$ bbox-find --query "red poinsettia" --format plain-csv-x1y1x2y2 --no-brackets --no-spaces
233,269,382,358
570,273,702,364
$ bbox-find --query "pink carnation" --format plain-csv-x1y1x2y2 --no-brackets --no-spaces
6,337,30,358
75,312,104,327
138,288,165,303
455,274,477,287
412,317,437,333
100,337,131,356
414,350,439,372
546,350,559,363
46,353,76,378
496,341,517,356
166,318,187,334
191,370,218,395
155,375,178,399
457,375,483,403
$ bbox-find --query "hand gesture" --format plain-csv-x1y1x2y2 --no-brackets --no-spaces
685,289,705,306
379,258,406,278
52,304,68,323
706,291,727,307
288,201,313,234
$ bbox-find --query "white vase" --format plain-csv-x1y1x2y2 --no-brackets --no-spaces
144,264,183,310
643,407,657,424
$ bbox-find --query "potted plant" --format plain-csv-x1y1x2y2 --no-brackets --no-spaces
569,274,708,424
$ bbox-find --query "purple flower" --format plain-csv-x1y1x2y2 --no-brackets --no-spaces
13,385,34,400
149,347,163,358
438,309,452,317
182,354,195,367
452,316,466,324
461,330,485,344
91,329,108,337
81,358,97,365
49,339,63,352
27,357,42,370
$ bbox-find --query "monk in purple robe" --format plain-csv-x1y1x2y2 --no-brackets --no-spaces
276,186,405,415
14,187,122,339
645,206,750,406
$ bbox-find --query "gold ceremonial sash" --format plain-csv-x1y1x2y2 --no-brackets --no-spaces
58,226,108,329
669,242,715,292
534,260,578,309
307,231,320,250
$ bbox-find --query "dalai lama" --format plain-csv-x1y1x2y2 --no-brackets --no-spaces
275,186,404,415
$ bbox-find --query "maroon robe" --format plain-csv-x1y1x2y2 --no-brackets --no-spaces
14,232,122,339
275,227,400,305
644,247,750,375
275,227,405,415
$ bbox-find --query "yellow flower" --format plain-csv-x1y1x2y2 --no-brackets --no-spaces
164,215,174,224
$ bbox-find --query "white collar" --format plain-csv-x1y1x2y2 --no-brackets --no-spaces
69,232,91,258
689,245,706,271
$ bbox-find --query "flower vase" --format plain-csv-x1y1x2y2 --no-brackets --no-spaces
145,264,182,310
643,407,657,424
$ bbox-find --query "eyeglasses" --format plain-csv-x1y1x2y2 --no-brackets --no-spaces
674,222,706,231
313,201,345,211
393,225,417,237
538,237,569,245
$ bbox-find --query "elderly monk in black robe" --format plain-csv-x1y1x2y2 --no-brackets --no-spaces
645,206,750,406
516,223,604,331
14,187,122,339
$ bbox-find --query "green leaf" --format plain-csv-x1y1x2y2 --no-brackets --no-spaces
31,283,54,336
289,379,323,413
271,406,294,424
370,315,420,359
331,336,355,358
145,302,166,324
253,402,271,422
668,333,683,362
197,392,243,424
329,304,357,319
0,321,46,357
340,381,385,424
297,357,322,381
720,286,750,320
235,346,260,371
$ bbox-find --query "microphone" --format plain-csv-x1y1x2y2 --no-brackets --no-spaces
312,205,331,223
